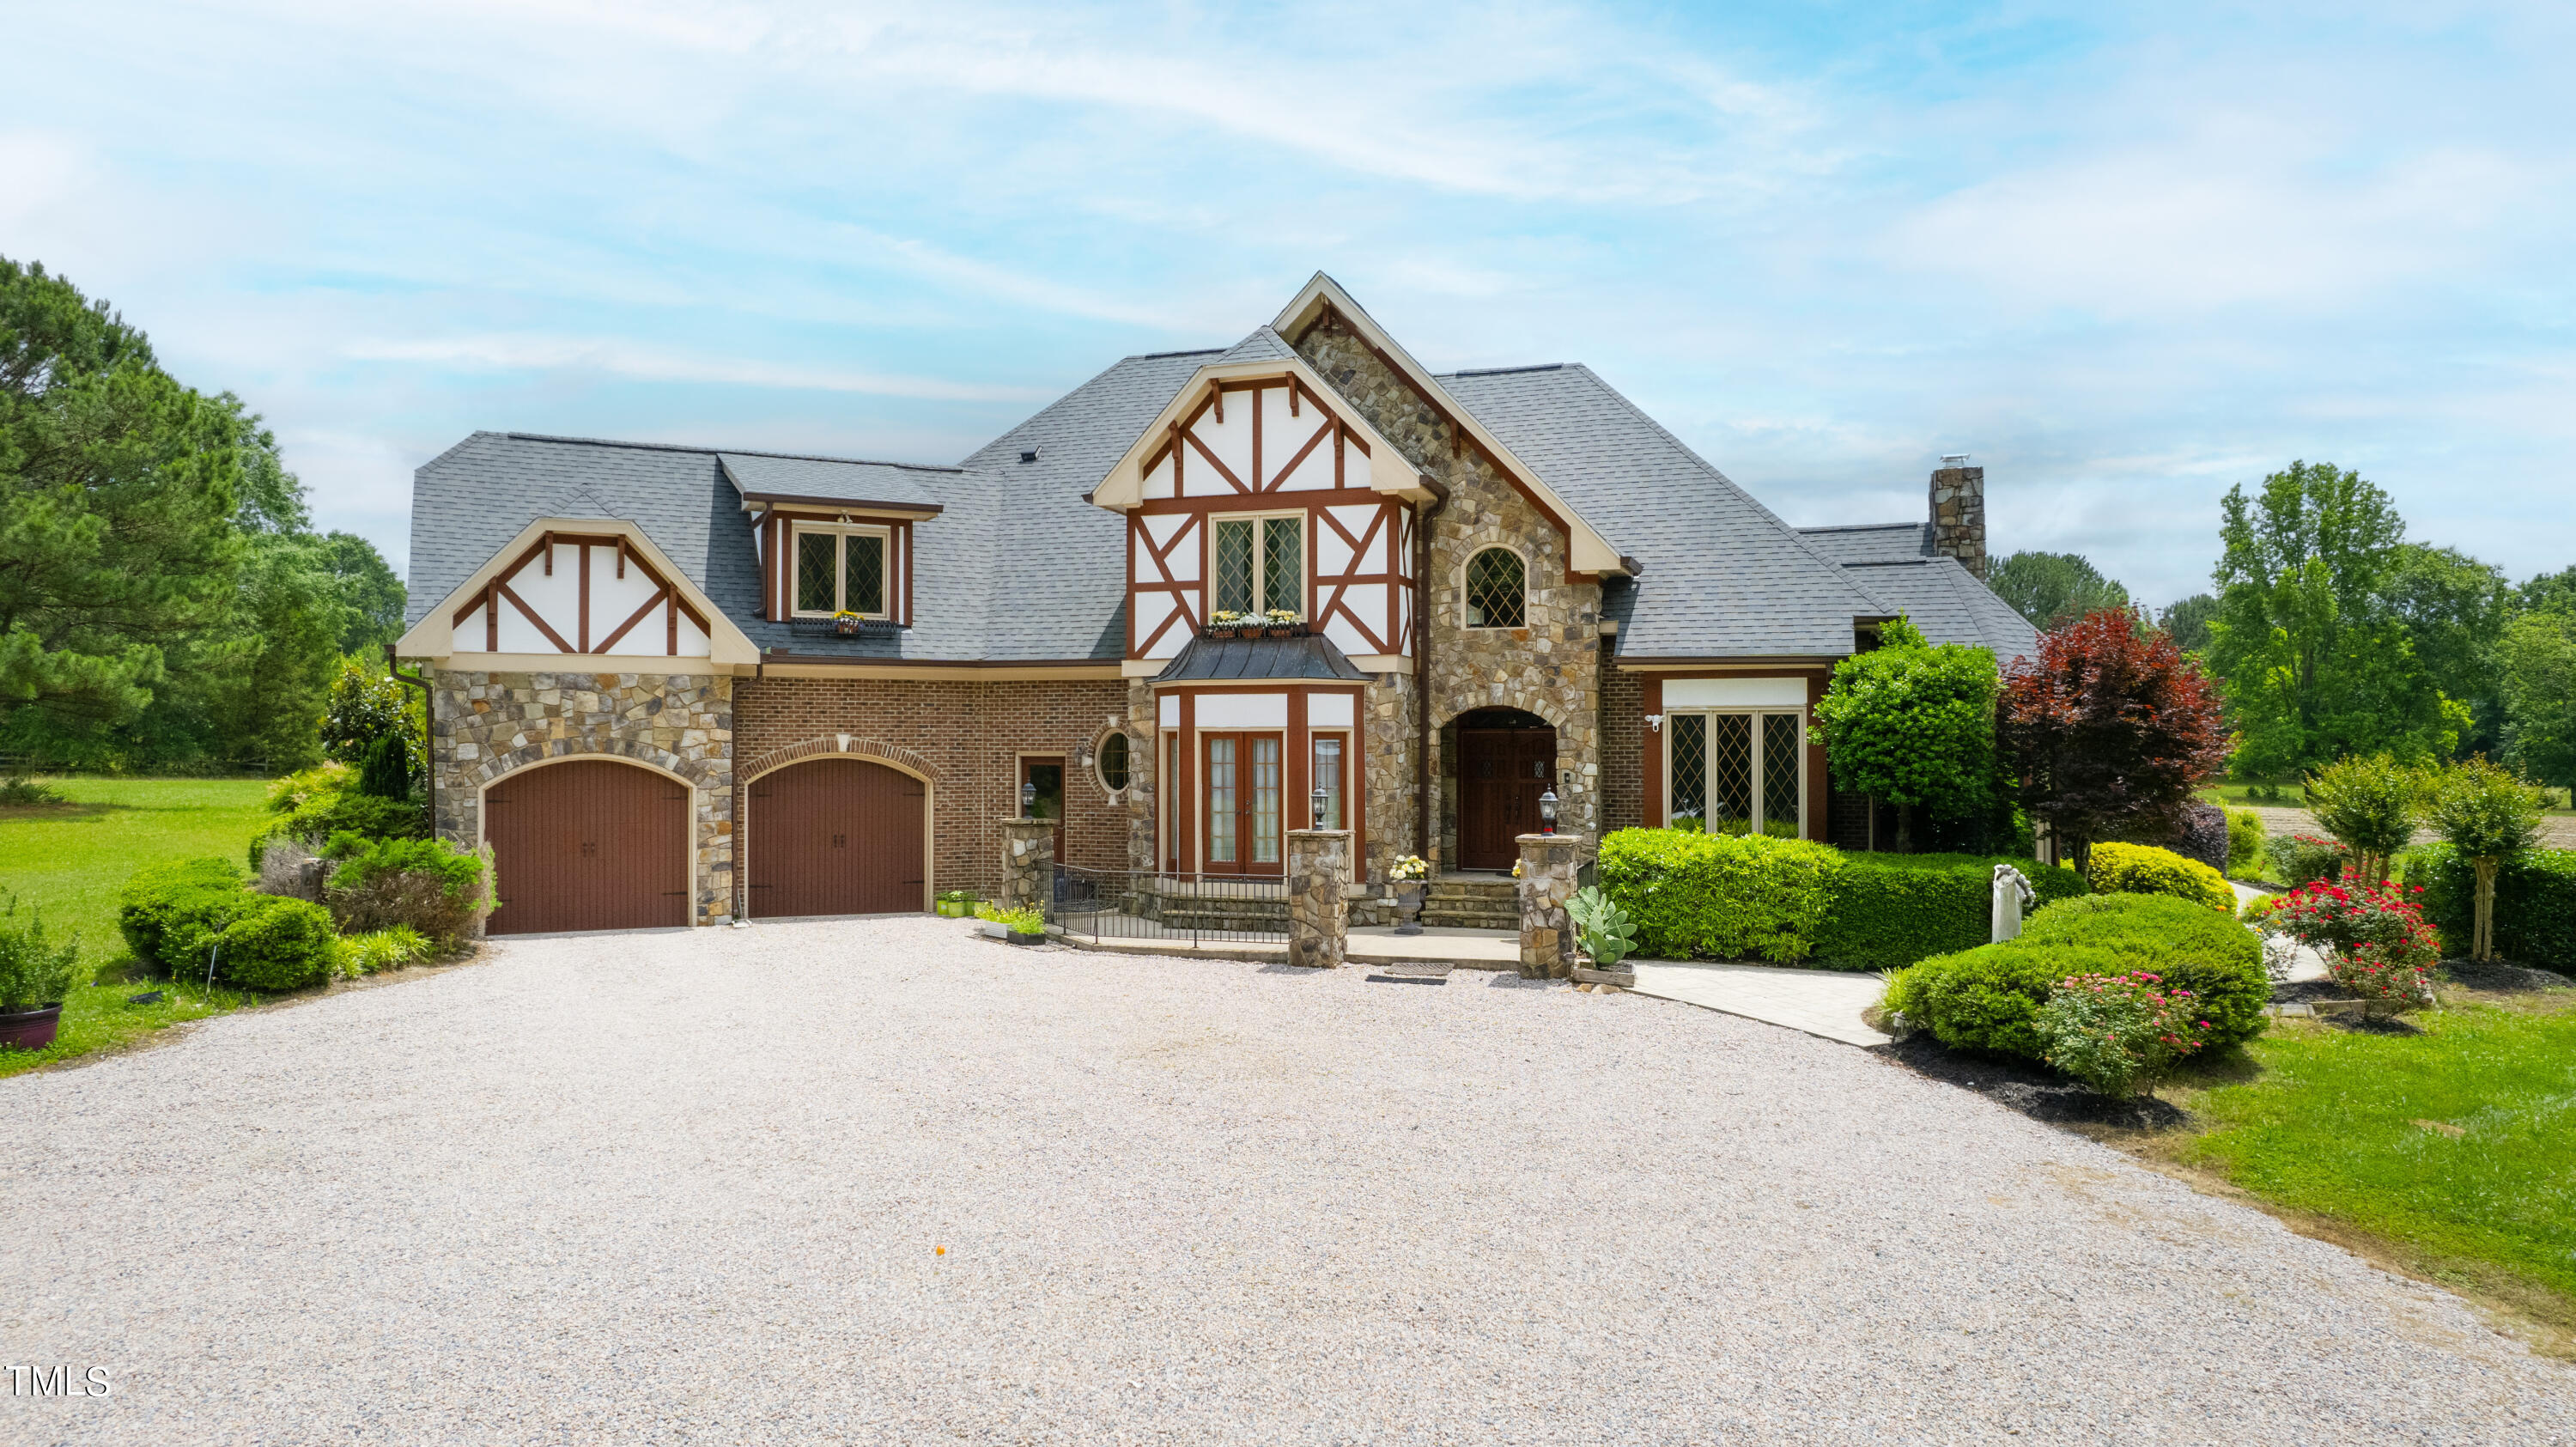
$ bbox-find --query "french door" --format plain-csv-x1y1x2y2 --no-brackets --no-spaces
1666,711,1804,838
1202,732,1282,875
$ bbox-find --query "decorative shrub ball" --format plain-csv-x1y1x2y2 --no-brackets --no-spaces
213,897,338,991
2087,842,2237,915
117,857,256,970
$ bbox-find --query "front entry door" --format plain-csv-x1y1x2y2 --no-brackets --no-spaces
1020,756,1065,864
1458,727,1556,871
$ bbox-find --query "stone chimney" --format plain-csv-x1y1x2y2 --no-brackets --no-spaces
1928,457,1987,581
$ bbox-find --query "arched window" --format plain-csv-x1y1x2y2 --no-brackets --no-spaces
1096,731,1132,793
1465,548,1526,629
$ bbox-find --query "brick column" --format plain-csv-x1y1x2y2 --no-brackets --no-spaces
1516,833,1584,980
997,818,1054,913
1285,829,1352,969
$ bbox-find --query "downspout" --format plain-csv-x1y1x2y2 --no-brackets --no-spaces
737,652,767,925
1413,477,1450,871
385,644,433,836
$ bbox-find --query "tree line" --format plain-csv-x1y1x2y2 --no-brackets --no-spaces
1,258,406,773
1991,461,2576,794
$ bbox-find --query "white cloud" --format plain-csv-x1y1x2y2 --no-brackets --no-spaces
341,334,1054,404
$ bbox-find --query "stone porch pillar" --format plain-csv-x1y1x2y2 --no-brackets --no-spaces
1516,833,1585,980
997,818,1055,914
1285,829,1352,969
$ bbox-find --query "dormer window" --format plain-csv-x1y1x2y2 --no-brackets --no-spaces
793,523,889,617
1213,514,1303,617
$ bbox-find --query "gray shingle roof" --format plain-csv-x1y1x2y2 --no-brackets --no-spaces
719,452,949,511
1435,365,1893,659
1214,325,1298,364
1796,522,1931,565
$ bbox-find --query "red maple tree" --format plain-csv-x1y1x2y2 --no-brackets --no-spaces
2000,607,2232,870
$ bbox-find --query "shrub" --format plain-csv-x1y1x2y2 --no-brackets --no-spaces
1886,893,2268,1060
2227,808,2266,878
2035,971,2216,1096
2087,842,2235,915
2421,757,2545,962
975,902,1045,934
2406,845,2576,970
1,775,66,806
1810,851,2087,971
2305,753,2417,882
1568,886,1639,968
267,762,354,814
335,925,431,978
0,894,83,1009
358,733,412,800
2330,941,2436,1006
2167,802,2230,875
2266,833,2348,888
118,857,258,970
1595,829,1841,963
215,897,338,990
322,834,491,946
252,789,425,867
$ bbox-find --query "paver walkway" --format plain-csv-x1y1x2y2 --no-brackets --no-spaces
1625,958,1893,1046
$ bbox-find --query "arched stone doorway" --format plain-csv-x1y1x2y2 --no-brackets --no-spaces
1447,707,1557,871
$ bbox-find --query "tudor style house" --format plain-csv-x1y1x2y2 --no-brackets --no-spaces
398,274,2036,935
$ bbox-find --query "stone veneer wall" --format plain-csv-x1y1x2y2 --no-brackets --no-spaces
1359,669,1418,881
1929,465,1988,581
1294,311,1603,865
431,669,736,924
732,675,1133,898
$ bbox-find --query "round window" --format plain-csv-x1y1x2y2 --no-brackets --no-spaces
1097,732,1132,792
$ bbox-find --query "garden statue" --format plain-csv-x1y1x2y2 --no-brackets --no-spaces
1991,864,2035,942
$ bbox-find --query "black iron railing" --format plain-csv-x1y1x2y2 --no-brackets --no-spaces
1052,867,1289,945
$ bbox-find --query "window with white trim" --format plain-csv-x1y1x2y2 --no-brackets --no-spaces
1666,711,1804,838
1212,514,1303,618
792,524,889,617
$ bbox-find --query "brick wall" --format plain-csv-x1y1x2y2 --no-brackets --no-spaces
734,675,1134,899
1598,648,1643,835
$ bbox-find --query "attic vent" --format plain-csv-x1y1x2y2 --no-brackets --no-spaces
1019,449,1039,465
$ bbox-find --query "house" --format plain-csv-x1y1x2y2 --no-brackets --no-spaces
396,274,2037,934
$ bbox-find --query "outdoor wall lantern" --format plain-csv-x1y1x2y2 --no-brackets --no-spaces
1644,714,1663,733
1539,789,1559,834
1311,783,1329,828
1020,781,1036,816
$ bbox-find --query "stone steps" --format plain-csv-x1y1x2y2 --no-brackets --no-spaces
1419,877,1518,931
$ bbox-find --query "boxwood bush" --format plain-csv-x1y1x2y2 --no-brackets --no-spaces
1597,830,2085,970
1810,851,2087,971
2227,808,2265,878
1884,893,2269,1060
322,834,492,947
2087,842,2236,915
214,897,338,990
118,857,259,970
1595,830,1842,963
2405,844,2576,970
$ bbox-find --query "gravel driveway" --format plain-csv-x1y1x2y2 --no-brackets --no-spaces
8,918,2567,1444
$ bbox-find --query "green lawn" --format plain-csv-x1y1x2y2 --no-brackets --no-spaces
2172,993,2576,1335
1,777,273,1079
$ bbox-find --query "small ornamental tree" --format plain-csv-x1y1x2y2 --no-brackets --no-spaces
319,658,423,768
1813,617,1999,852
2303,753,2416,885
2422,757,2543,961
1999,607,2230,873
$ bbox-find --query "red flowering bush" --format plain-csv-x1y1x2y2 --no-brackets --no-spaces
2260,867,2439,1006
2034,970,2215,1096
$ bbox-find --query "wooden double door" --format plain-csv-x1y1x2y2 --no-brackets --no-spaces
747,757,927,917
486,759,691,934
1457,725,1557,871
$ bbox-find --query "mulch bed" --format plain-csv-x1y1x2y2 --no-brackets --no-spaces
2440,959,2573,994
1880,1033,2190,1129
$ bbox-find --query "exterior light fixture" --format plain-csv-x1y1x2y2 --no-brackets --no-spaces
1311,783,1329,828
1644,714,1663,733
1020,781,1036,816
1539,788,1559,835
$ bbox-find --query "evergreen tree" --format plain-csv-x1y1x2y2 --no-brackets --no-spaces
1989,550,2129,630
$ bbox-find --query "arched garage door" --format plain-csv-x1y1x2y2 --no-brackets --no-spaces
486,760,691,934
748,758,927,917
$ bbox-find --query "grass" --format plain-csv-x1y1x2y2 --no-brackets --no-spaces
2200,781,2576,815
2123,982,2576,1349
1,776,273,1079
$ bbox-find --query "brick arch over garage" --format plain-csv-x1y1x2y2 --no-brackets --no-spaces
737,736,945,786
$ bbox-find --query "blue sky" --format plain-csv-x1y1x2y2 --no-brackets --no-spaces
5,0,2571,606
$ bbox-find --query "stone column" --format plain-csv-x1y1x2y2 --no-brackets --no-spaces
1285,829,1352,969
997,818,1055,913
1516,833,1584,980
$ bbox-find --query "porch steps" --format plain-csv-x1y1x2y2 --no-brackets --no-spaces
1421,877,1518,931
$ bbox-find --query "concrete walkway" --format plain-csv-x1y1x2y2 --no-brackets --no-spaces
2232,880,2328,982
1625,959,1893,1047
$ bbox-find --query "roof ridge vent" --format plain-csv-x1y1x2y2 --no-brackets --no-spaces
1444,362,1565,378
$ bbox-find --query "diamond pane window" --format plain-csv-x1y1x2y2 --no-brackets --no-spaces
1761,714,1803,838
1214,519,1256,616
1710,714,1755,836
1464,548,1526,629
1668,714,1707,830
795,532,838,614
842,533,885,615
1262,516,1302,617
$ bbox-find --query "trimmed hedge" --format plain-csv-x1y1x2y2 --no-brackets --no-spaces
118,857,258,969
215,897,337,990
2087,842,2236,915
1811,852,2087,971
1595,830,1841,963
1884,893,2269,1060
1597,830,2086,970
2405,844,2576,970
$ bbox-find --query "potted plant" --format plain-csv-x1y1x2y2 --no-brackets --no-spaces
1387,854,1430,936
935,889,979,919
0,894,82,1052
831,610,867,637
1210,610,1255,639
1567,885,1640,985
1262,608,1300,637
974,902,1048,945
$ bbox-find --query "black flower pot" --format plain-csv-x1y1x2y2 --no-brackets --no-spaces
0,1003,64,1051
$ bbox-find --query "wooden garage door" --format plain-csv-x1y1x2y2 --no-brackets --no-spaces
748,758,926,918
486,760,690,934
